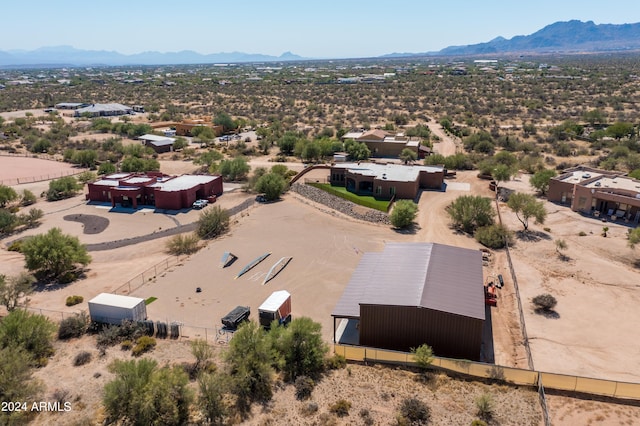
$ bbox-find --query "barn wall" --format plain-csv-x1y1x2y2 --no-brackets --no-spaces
359,304,483,360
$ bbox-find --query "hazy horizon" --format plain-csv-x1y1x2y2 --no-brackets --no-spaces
1,1,639,58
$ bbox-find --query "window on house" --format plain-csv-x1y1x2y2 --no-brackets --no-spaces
376,186,382,195
578,197,587,209
390,187,396,196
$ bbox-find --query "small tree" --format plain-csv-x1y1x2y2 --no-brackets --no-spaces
602,226,609,237
399,148,418,164
0,310,56,365
411,344,434,372
447,195,495,233
474,224,512,249
21,227,91,282
191,339,215,376
555,239,568,259
198,372,227,425
507,192,547,231
390,200,418,229
269,317,328,381
529,169,557,196
224,321,274,412
532,294,557,312
196,206,229,239
46,176,81,201
20,189,37,206
254,172,287,201
491,163,514,187
0,185,18,207
0,272,35,311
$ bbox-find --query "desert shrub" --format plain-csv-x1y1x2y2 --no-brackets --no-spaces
294,376,315,400
360,408,374,425
325,353,347,370
166,233,200,255
471,420,488,426
411,344,434,371
96,321,146,348
121,340,133,350
73,351,92,366
300,402,319,416
132,336,157,357
58,313,89,340
329,399,352,417
390,200,419,229
65,295,84,306
46,176,81,201
21,190,37,206
532,293,557,312
474,224,513,249
398,397,430,424
475,393,494,420
447,195,495,233
0,309,56,366
196,206,230,239
254,172,287,201
7,240,23,252
578,231,587,236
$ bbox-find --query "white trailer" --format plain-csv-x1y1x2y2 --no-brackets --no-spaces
258,290,292,329
88,293,147,325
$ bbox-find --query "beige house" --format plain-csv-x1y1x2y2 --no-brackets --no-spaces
330,162,444,200
548,166,640,224
342,130,430,159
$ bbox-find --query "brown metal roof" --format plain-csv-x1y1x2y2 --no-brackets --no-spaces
332,242,484,320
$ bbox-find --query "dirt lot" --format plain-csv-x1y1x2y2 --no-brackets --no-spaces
0,155,80,185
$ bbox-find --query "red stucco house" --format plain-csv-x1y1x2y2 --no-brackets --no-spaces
87,172,222,210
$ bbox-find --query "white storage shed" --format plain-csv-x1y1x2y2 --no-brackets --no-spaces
88,293,147,325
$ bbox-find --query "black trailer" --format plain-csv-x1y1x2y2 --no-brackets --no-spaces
221,306,250,330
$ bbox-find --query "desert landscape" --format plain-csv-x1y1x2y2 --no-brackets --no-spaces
1,53,640,425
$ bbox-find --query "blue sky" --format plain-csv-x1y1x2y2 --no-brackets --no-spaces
2,0,638,58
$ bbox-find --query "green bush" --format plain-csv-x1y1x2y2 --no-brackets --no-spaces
390,200,419,229
58,313,88,340
46,176,81,201
96,321,146,349
325,353,347,370
578,231,587,236
73,351,92,366
132,336,157,357
121,340,133,351
196,206,230,239
532,293,557,312
7,239,22,252
65,295,84,306
475,393,494,420
166,233,200,255
329,399,352,417
474,224,513,249
20,190,37,206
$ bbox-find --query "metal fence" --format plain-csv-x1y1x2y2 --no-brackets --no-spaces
112,256,183,295
0,152,86,185
334,344,640,401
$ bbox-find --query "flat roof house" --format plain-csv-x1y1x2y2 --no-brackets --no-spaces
73,103,133,117
329,162,444,200
548,165,640,224
342,129,429,159
332,242,485,360
139,134,176,154
87,172,222,210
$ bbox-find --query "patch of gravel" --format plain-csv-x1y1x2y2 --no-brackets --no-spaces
63,214,110,234
291,183,390,225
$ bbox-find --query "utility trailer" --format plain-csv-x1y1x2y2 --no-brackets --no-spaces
258,290,292,329
88,293,147,325
221,306,250,330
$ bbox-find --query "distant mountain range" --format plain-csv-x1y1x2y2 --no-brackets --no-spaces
1,20,639,67
384,20,640,58
0,46,304,67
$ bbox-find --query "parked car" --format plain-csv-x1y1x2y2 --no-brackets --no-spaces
192,199,209,209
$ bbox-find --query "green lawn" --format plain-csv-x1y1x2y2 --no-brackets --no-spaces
145,297,157,305
309,183,390,212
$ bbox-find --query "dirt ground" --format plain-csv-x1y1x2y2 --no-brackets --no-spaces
0,156,79,185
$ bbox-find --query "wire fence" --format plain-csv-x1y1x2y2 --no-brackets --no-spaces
0,152,86,185
112,255,183,296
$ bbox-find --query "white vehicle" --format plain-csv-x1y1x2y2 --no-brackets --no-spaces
192,199,209,209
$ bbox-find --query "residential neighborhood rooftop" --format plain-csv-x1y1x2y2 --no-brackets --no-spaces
332,162,444,182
